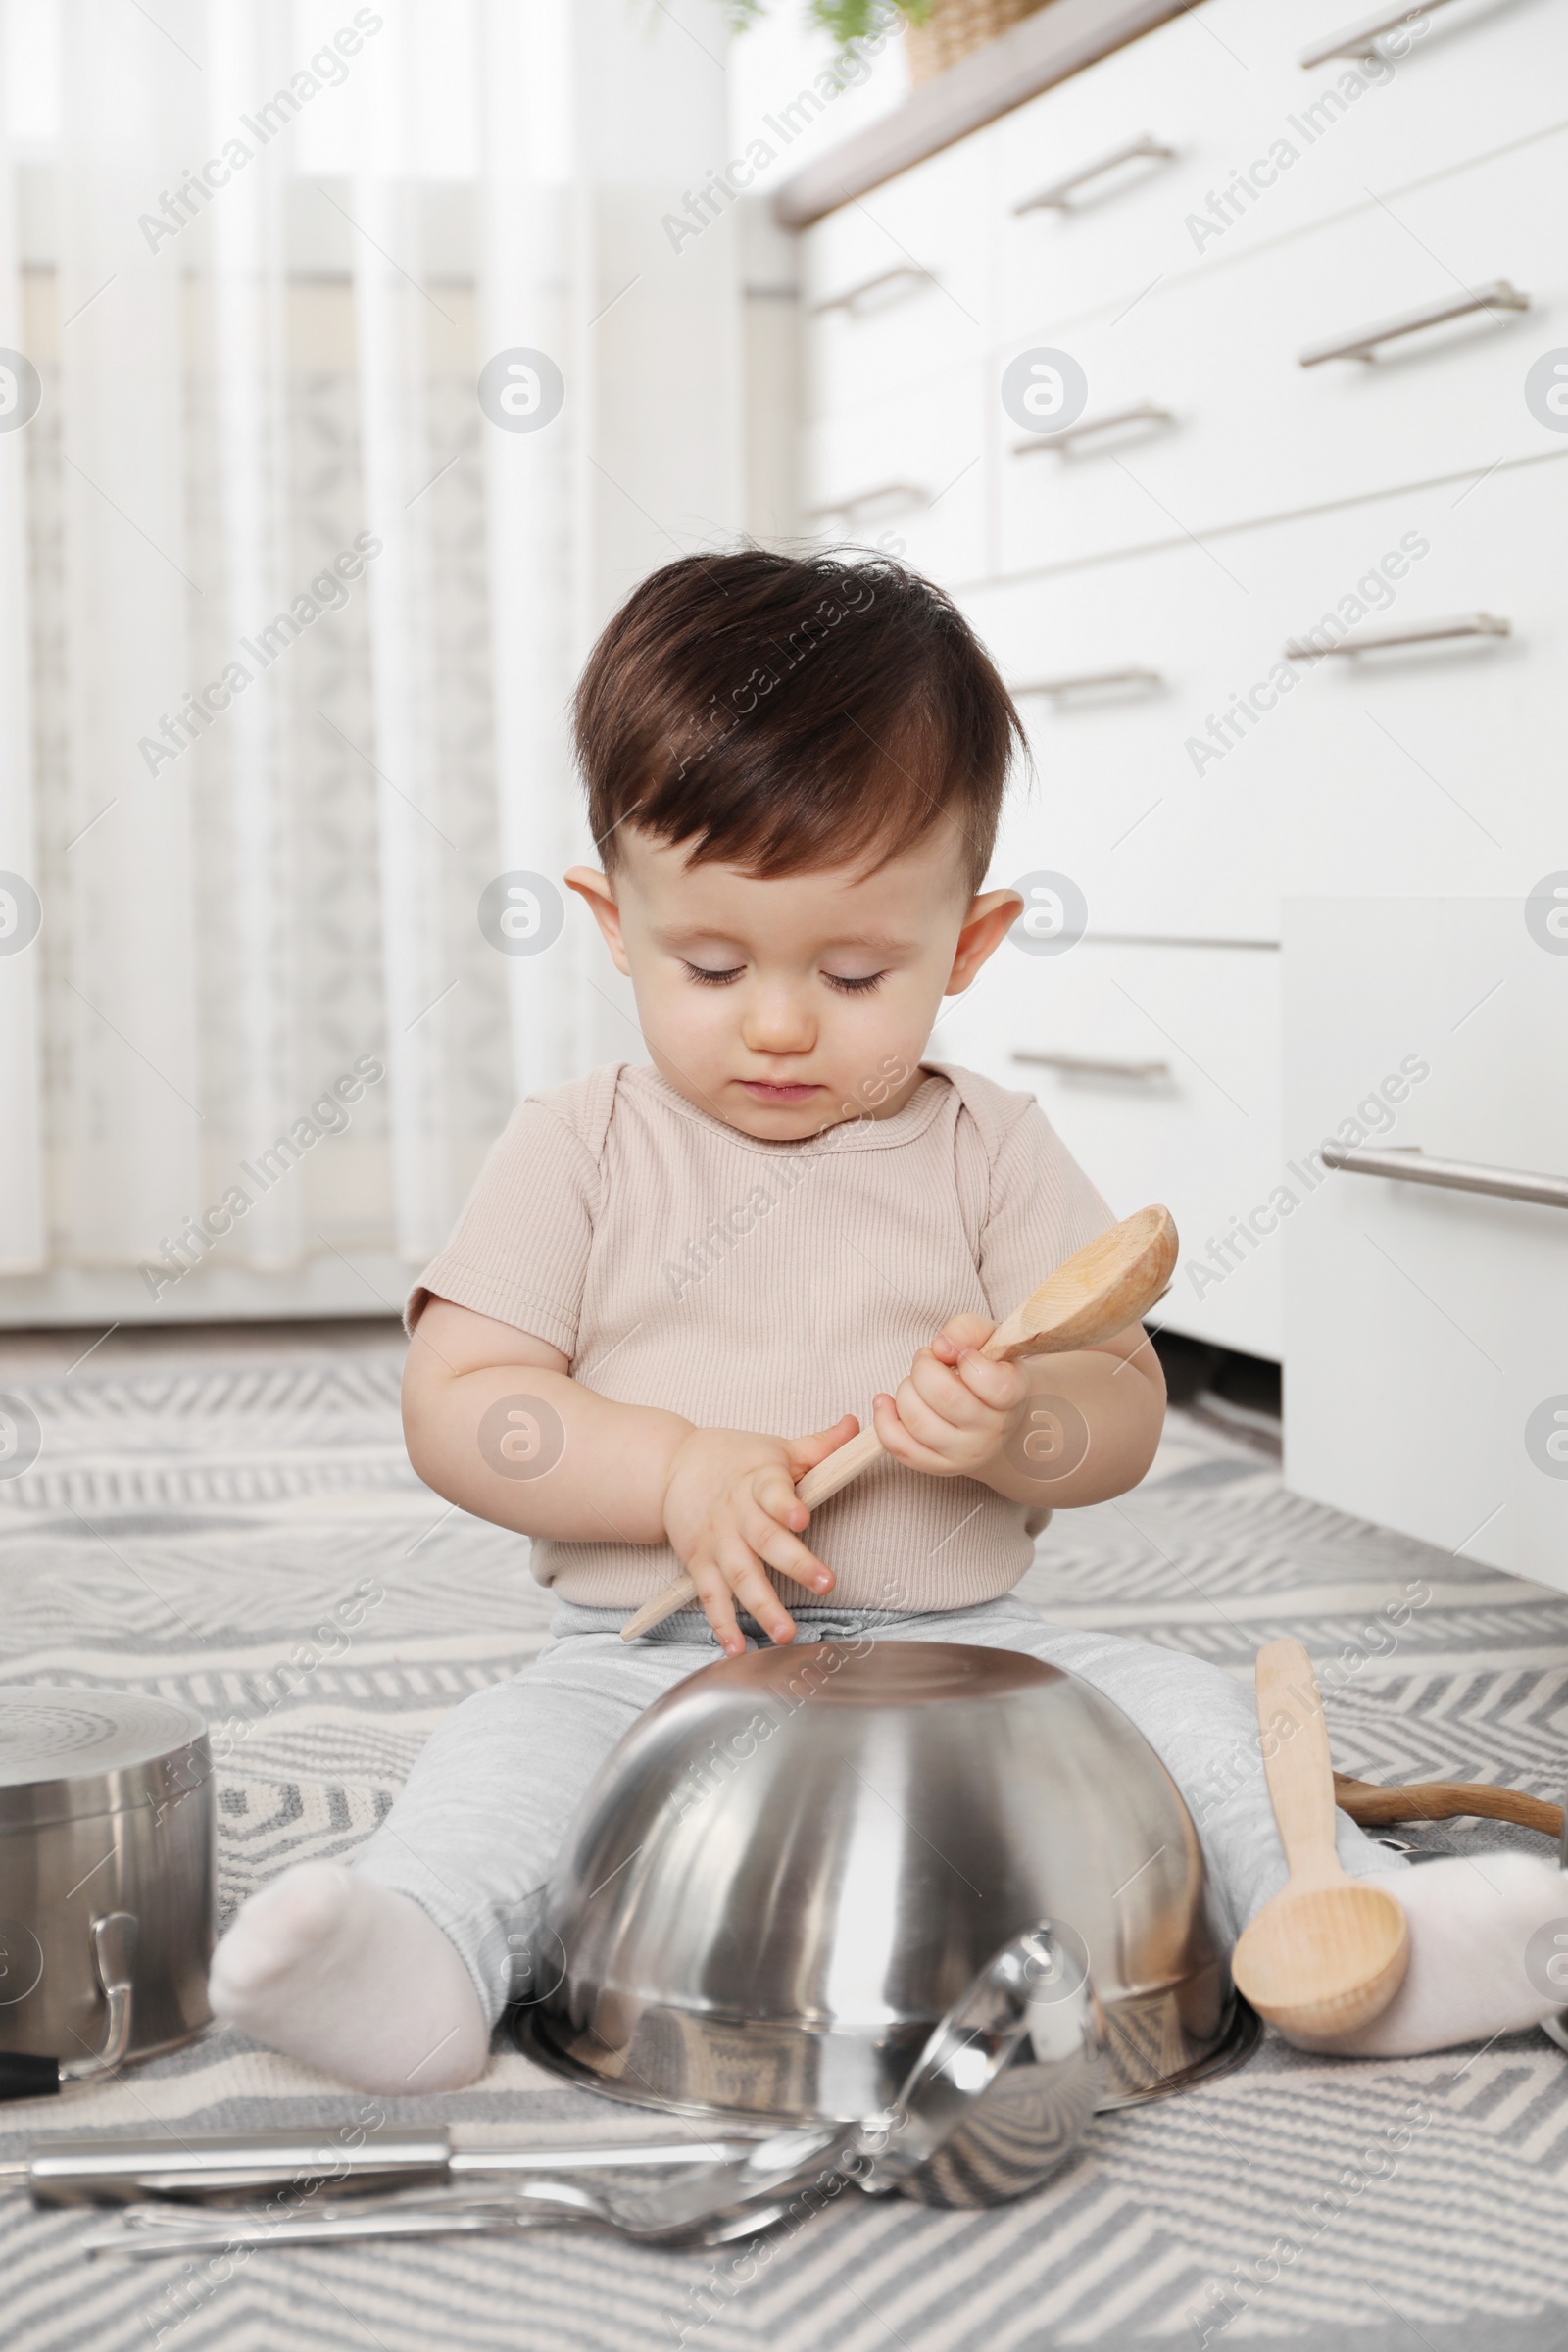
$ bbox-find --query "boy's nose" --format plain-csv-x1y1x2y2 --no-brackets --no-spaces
741,993,815,1054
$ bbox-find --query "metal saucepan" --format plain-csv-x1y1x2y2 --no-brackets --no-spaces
0,1688,215,2099
514,1642,1257,2172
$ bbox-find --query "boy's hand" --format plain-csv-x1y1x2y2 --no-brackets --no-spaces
870,1313,1028,1482
662,1416,859,1657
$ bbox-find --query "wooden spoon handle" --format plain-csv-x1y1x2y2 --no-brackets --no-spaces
1334,1771,1563,1840
1255,1639,1343,1887
793,1424,887,1510
620,1573,701,1641
786,1206,1175,1514
620,1428,887,1638
622,1205,1177,1644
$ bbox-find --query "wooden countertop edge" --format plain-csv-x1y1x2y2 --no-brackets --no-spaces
771,0,1200,229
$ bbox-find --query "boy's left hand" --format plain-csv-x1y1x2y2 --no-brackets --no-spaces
870,1313,1028,1481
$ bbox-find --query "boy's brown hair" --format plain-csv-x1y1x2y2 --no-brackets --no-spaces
572,550,1024,893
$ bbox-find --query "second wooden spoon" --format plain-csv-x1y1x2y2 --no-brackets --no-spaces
1233,1639,1409,2041
620,1203,1177,1643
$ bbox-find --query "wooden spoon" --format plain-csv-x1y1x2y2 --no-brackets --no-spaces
1333,1770,1562,1841
619,1203,1178,1643
1232,1639,1409,2040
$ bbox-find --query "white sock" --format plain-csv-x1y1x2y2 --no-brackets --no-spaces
209,1862,490,2093
1284,1851,1568,2057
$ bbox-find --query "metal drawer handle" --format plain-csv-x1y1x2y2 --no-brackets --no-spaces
1322,1144,1568,1211
811,264,931,316
1284,611,1510,661
1013,134,1174,216
1300,0,1458,68
1299,279,1528,367
806,482,930,523
1013,668,1164,700
1011,401,1174,457
1013,1051,1170,1081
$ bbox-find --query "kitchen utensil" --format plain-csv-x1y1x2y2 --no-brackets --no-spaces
82,2181,804,2258
84,2126,859,2248
1233,1641,1409,2040
863,1920,1102,2206
515,1639,1256,2151
80,1917,1102,2253
1,2128,771,2205
0,1689,215,2100
1333,1771,1562,1840
621,1202,1179,1642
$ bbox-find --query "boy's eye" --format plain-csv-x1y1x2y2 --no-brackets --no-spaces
682,961,745,987
823,971,886,995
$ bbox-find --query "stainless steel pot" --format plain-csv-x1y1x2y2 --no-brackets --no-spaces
0,1688,215,2099
515,1642,1257,2127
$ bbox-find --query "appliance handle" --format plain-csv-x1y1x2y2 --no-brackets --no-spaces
1299,0,1458,68
811,263,930,315
806,482,931,522
1298,279,1528,366
1013,134,1173,214
1012,668,1163,699
1013,1051,1170,1081
1012,401,1173,455
1321,1144,1568,1210
1284,612,1509,660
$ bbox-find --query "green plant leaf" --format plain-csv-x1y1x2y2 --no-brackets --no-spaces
722,1,935,40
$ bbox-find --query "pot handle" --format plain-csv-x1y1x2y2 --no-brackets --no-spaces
0,1912,137,2104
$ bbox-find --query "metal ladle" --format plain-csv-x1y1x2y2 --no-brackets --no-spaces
865,1917,1102,2206
80,1922,1102,2257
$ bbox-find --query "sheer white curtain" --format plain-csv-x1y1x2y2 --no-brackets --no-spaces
0,14,43,1275
477,0,745,1105
0,0,738,1323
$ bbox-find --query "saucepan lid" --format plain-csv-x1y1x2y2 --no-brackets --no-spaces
0,1688,210,1832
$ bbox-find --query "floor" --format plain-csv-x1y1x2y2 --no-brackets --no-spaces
2,1319,1567,2350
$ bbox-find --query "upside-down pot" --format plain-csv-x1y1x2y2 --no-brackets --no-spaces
515,1642,1257,2131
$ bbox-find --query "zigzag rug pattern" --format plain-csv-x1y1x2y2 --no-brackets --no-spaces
2,1344,1567,2348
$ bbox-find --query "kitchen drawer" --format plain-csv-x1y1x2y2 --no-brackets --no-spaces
993,0,1568,346
935,939,1283,1358
996,129,1565,573
803,362,988,581
801,130,994,419
963,451,1568,937
1283,898,1568,1585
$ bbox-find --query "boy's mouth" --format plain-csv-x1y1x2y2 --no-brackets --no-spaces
736,1080,822,1104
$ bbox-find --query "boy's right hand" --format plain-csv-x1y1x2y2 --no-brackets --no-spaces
662,1417,859,1657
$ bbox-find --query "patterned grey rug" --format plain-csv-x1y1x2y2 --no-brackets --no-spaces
3,1329,1568,2351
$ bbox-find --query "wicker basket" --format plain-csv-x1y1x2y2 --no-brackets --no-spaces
903,0,1057,86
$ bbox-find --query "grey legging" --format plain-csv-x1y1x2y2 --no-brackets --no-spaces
353,1592,1403,2025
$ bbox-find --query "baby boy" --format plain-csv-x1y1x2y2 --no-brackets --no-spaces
212,551,1563,2091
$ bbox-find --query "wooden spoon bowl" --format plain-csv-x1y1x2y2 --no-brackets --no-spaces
1231,1638,1410,2042
1232,1881,1409,2041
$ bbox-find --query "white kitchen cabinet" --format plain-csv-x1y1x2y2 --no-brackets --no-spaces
936,938,1285,1357
962,450,1568,940
992,0,1568,346
801,131,994,417
787,0,1567,1379
1283,898,1568,1586
996,128,1565,575
804,360,988,578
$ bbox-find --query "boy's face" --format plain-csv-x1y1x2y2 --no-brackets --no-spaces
567,827,1021,1141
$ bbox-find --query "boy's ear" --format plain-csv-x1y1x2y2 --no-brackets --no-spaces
565,866,631,977
946,888,1023,995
